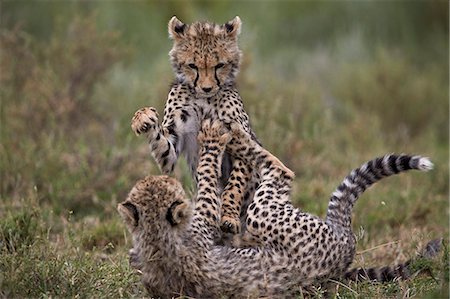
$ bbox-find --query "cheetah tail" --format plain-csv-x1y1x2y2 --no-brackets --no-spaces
325,154,433,230
344,238,442,282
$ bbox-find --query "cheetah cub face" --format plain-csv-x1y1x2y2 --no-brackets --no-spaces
118,175,191,236
168,16,242,98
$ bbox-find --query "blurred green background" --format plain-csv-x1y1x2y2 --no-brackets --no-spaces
1,1,448,298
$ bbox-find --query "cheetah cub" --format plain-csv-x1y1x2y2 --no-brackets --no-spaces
131,16,259,235
118,120,433,297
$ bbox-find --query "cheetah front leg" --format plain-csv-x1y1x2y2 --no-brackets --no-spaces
193,120,231,244
226,124,295,240
227,123,295,198
131,107,179,174
220,159,252,234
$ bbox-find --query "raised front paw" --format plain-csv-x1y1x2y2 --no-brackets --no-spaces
131,107,159,136
198,119,231,150
221,215,241,234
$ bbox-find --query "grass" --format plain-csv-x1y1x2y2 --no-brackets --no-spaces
0,2,448,298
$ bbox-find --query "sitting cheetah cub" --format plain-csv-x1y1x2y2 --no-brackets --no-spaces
131,16,260,235
118,120,433,297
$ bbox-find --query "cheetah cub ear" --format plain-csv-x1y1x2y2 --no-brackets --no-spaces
118,201,139,229
224,16,241,38
166,200,190,226
168,16,186,40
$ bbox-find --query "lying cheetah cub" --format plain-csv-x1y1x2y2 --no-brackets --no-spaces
118,120,433,297
131,16,259,235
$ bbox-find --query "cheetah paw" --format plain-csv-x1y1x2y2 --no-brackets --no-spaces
131,107,159,136
198,119,231,148
220,215,241,234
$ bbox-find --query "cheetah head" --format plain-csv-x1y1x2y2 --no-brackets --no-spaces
118,175,192,235
168,16,242,98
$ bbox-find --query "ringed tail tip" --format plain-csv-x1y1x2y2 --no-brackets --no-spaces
418,157,433,171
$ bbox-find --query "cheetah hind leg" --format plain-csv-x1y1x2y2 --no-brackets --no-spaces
228,123,295,179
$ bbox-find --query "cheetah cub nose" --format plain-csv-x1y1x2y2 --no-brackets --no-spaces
202,87,212,92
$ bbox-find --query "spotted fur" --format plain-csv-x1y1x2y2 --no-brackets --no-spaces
131,16,259,235
119,120,433,297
